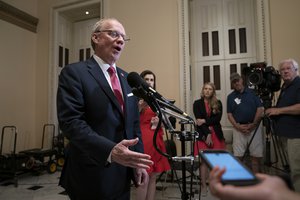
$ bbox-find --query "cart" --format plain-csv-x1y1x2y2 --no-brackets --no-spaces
53,129,65,167
0,126,29,187
20,124,58,174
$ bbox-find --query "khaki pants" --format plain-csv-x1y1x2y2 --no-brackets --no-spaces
287,138,300,192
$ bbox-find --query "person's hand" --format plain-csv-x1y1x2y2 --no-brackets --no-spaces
235,124,251,135
196,118,206,126
134,168,149,187
138,99,148,112
265,107,280,117
111,138,153,169
247,122,258,132
209,166,295,200
150,116,159,130
205,134,213,147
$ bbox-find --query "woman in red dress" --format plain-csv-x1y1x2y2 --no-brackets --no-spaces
136,70,171,200
193,82,226,196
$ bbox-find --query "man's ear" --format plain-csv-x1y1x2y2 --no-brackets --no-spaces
91,34,98,42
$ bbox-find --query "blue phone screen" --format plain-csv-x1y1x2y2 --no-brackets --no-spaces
203,153,255,180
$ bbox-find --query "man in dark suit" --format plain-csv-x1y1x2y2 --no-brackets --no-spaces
57,18,153,200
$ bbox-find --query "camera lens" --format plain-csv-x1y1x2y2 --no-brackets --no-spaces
248,72,263,85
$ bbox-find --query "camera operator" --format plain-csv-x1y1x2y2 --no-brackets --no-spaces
227,72,264,173
265,58,300,192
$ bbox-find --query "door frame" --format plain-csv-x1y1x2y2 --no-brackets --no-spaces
48,0,103,125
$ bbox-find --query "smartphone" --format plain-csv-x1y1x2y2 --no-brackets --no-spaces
199,150,259,186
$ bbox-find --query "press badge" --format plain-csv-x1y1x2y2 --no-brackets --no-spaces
234,97,241,105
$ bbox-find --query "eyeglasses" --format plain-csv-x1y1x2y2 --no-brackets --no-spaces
95,30,130,42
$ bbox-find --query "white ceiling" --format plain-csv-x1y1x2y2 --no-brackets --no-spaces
60,3,100,22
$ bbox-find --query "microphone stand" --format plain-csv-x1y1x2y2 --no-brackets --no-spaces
172,120,196,200
180,121,191,200
133,87,196,200
152,101,196,200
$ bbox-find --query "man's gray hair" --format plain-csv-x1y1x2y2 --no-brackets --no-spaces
279,58,299,71
90,18,119,50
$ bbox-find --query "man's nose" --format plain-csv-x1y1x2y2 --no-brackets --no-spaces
116,37,125,44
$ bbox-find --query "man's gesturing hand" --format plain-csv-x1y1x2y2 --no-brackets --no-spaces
111,138,153,169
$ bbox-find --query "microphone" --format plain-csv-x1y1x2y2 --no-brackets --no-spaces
127,72,190,118
127,72,171,103
127,72,159,113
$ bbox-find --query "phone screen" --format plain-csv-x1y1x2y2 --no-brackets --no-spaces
200,150,258,185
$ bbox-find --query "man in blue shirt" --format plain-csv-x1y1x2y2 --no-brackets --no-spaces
265,59,300,192
227,72,264,173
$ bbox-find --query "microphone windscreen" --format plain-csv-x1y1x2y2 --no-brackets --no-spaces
132,88,143,99
127,72,143,88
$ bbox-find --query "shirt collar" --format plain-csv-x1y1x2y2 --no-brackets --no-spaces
93,54,116,72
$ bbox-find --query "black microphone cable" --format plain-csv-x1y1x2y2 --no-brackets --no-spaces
150,93,172,159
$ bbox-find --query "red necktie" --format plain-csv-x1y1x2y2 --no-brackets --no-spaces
107,66,124,112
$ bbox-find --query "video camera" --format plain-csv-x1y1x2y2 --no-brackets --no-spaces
242,62,281,108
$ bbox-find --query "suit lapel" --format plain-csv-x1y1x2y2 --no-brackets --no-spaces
117,67,132,138
86,58,124,115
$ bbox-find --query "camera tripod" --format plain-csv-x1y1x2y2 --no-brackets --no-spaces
263,116,290,173
242,115,290,174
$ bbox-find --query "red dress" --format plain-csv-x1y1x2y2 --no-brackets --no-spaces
194,101,225,156
140,107,171,174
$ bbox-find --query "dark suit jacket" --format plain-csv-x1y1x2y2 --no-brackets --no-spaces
193,99,224,141
57,57,143,200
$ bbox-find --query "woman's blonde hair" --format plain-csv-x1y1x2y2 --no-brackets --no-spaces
201,82,220,114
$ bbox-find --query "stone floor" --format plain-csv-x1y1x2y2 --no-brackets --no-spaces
0,161,289,200
0,169,218,200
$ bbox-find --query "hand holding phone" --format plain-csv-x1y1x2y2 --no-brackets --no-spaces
200,150,259,186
